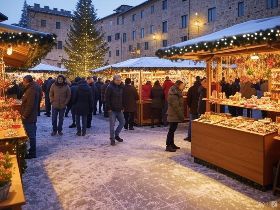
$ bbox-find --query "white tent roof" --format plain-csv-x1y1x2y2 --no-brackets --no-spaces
92,57,205,72
166,16,280,49
29,63,67,72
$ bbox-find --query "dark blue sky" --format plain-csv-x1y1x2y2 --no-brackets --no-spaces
1,0,146,24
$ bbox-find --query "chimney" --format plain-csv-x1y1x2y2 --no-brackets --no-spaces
61,9,64,12
34,3,40,8
53,8,58,11
44,6,49,10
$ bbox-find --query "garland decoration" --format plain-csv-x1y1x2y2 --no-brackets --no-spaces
156,27,280,58
0,31,57,68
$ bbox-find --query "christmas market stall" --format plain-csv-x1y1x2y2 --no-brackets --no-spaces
92,57,205,125
0,21,55,206
156,16,280,190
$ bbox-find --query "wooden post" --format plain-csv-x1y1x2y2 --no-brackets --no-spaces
139,69,143,126
216,57,222,113
0,49,5,98
206,59,212,112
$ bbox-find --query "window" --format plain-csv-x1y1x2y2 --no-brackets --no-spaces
137,43,141,50
141,10,144,19
132,14,136,22
181,36,188,42
238,2,244,17
122,16,125,24
150,25,155,34
123,33,127,43
132,31,136,41
117,17,120,25
151,5,155,14
162,21,168,33
181,15,188,28
41,20,46,27
267,0,278,9
107,36,112,42
208,7,216,22
144,42,149,50
115,33,120,40
129,45,133,52
141,28,145,38
56,22,61,29
162,40,168,47
116,50,120,56
109,51,111,57
162,0,168,10
57,41,63,49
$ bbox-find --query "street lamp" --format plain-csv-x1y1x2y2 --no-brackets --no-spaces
194,12,201,35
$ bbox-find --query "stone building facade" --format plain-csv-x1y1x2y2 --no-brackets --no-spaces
26,3,72,67
97,0,280,64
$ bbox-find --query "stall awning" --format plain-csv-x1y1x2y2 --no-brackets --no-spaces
156,16,280,60
29,63,67,73
0,23,56,68
92,57,205,73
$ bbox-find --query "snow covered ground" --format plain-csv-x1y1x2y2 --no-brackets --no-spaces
22,114,279,210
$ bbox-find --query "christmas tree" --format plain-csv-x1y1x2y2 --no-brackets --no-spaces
19,0,29,28
64,0,108,77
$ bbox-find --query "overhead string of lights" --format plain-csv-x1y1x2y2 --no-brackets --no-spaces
156,27,280,58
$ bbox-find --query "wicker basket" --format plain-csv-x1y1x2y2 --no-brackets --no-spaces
0,182,11,201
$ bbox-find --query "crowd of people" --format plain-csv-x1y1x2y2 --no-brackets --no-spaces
18,73,210,158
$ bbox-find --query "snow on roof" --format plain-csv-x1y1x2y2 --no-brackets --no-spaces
92,57,205,72
0,23,49,35
166,16,280,49
29,63,67,72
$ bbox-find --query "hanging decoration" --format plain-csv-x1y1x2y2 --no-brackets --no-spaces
156,27,280,58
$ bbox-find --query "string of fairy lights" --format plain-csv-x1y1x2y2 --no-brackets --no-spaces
156,27,280,58
0,31,57,67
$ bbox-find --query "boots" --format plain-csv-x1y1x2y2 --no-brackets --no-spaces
166,146,176,152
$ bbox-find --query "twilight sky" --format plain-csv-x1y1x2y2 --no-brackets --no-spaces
0,0,146,24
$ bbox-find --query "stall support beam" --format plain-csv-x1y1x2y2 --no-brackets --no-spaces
206,60,212,112
216,58,222,113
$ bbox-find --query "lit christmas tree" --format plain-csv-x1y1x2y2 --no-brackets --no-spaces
64,0,108,77
19,0,29,28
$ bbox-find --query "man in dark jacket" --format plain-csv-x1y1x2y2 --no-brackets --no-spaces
123,78,139,130
105,75,125,146
69,77,81,128
87,77,97,127
95,78,104,114
21,75,40,159
185,76,201,142
101,80,110,118
42,77,55,117
73,79,93,136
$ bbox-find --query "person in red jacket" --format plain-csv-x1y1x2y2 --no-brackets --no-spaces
162,77,174,126
141,81,152,100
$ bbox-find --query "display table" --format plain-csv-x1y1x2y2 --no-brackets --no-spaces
0,156,26,210
192,120,280,188
0,126,28,174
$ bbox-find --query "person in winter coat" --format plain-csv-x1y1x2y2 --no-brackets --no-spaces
166,80,185,152
198,78,207,116
162,77,174,126
42,77,55,117
105,75,125,146
94,78,104,114
37,85,43,116
73,79,93,136
87,77,97,127
6,80,19,99
141,81,152,100
150,80,164,128
49,75,71,136
68,77,81,128
21,75,40,159
123,78,139,130
185,76,201,142
101,80,110,118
